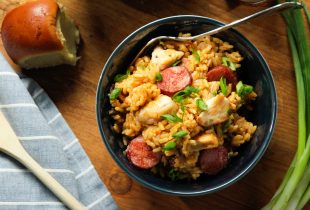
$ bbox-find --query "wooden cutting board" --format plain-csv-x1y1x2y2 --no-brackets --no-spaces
1,0,309,209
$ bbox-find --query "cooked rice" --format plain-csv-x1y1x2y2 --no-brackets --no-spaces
109,35,256,179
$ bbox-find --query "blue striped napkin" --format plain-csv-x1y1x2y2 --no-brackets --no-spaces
0,54,118,210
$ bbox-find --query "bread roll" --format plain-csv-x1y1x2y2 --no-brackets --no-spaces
1,0,80,69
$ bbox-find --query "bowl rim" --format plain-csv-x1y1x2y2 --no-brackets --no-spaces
96,15,277,196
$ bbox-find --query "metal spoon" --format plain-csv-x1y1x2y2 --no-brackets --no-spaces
0,111,87,210
132,2,303,63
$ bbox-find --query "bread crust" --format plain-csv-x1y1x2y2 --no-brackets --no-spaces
1,0,64,62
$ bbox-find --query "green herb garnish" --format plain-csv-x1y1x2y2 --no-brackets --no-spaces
109,88,121,100
222,56,236,71
191,48,200,62
160,114,182,123
172,86,200,100
163,141,177,151
168,169,180,181
172,130,188,139
172,60,181,67
220,77,228,96
196,98,207,111
236,81,253,97
155,72,163,82
114,69,130,82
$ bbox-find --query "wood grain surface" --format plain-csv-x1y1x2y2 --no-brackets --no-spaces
1,0,310,209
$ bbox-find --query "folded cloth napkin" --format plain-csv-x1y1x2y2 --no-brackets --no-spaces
0,54,118,210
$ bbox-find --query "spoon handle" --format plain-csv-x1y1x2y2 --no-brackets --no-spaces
192,2,303,39
0,112,87,210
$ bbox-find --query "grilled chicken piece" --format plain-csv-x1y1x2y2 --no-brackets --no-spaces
197,94,230,127
151,46,184,70
138,94,178,125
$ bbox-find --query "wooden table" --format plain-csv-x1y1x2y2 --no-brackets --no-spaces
1,0,310,209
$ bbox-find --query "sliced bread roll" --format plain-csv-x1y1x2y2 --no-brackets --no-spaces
1,0,80,69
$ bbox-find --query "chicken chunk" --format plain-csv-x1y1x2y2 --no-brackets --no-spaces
138,94,178,125
197,94,230,127
184,130,219,153
151,46,184,70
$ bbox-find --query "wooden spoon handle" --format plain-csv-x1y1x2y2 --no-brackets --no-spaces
0,112,87,210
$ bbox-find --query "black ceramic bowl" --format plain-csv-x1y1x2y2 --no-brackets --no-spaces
96,15,277,196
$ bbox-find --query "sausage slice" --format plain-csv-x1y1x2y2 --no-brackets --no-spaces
157,66,192,96
126,136,161,169
206,65,237,84
199,146,228,175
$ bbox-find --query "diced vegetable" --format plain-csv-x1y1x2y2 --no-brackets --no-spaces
109,88,122,100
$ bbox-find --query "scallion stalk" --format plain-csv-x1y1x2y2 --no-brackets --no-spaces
263,1,310,209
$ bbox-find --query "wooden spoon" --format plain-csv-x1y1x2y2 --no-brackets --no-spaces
0,111,87,210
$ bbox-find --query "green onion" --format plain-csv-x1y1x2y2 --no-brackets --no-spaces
172,86,200,100
220,77,227,96
236,81,253,97
160,114,182,123
159,41,165,46
236,81,244,96
114,69,130,82
155,72,163,82
222,56,236,71
168,169,180,181
191,48,200,62
163,141,177,151
212,90,217,96
172,130,188,139
196,98,207,111
244,85,253,94
180,100,185,112
109,88,121,100
262,2,310,210
172,60,181,66
184,86,200,94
